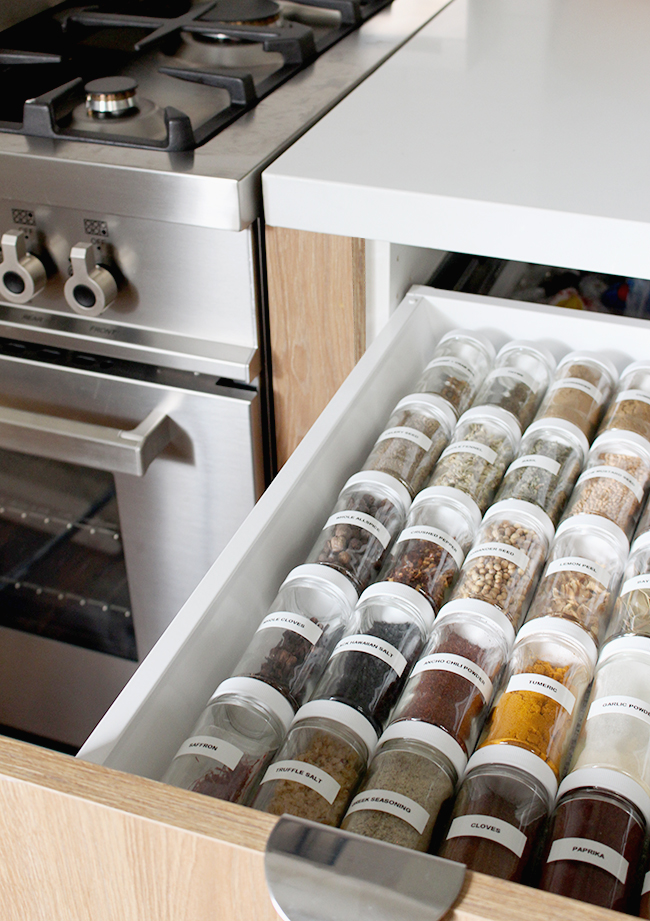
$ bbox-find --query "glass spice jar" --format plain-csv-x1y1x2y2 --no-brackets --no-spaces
524,514,628,644
494,418,588,527
608,531,650,639
415,328,496,419
341,720,461,852
450,498,554,631
388,598,514,757
379,485,481,615
438,745,557,883
560,430,650,541
361,393,456,498
161,676,295,805
479,616,597,779
428,406,521,514
538,768,649,914
633,492,650,546
473,339,556,432
599,359,650,444
251,699,377,826
231,564,358,710
535,350,618,442
307,471,411,594
641,858,650,919
310,581,434,735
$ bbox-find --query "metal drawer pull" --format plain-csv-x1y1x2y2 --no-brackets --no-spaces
265,815,465,921
0,404,171,476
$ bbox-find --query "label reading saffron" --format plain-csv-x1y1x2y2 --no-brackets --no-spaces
330,634,408,676
446,814,527,857
324,511,392,549
260,760,341,804
546,837,628,884
396,525,464,569
376,426,433,453
175,736,243,770
440,441,498,465
506,673,575,714
346,788,430,834
256,611,323,647
412,653,493,703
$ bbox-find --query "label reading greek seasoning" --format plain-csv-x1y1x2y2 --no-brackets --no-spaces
588,695,650,727
616,389,650,408
621,573,650,597
546,556,610,588
396,526,464,569
506,673,576,714
577,465,644,502
257,611,323,646
346,789,430,834
643,870,650,895
440,441,497,465
412,653,493,702
446,814,527,857
261,760,340,804
547,837,628,884
175,736,243,770
508,454,561,476
465,541,529,572
550,377,604,403
325,511,392,549
424,355,476,381
331,634,408,676
487,367,537,390
376,426,432,452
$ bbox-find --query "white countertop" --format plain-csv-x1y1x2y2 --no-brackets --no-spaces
263,0,650,278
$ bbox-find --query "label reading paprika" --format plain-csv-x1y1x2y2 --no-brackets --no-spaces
446,814,527,857
546,837,628,884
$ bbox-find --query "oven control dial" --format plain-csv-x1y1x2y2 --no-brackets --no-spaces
0,229,47,304
64,242,117,317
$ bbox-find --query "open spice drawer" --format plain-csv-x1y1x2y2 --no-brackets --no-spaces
2,286,648,921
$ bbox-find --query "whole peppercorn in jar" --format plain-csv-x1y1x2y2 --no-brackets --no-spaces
307,471,411,594
450,499,554,631
415,328,496,419
535,350,618,442
472,339,556,432
379,485,480,614
608,531,650,639
599,359,650,444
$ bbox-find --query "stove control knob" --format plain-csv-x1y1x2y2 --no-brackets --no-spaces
64,242,117,317
0,230,47,304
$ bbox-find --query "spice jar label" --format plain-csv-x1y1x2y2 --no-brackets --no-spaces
174,736,243,770
324,511,392,549
257,611,324,647
330,634,409,676
587,694,650,727
546,556,610,588
446,814,527,857
486,367,537,390
396,526,464,569
346,788,430,834
376,426,433,452
465,542,530,573
424,356,477,380
616,389,650,408
621,573,650,597
546,837,629,884
412,653,493,702
576,465,645,502
643,870,650,895
506,673,576,714
508,454,561,477
549,377,604,404
260,759,341,804
440,441,498,465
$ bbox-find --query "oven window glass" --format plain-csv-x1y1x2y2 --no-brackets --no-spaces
0,450,136,660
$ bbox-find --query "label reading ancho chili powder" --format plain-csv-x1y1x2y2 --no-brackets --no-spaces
175,736,243,770
330,634,409,676
412,653,493,703
440,441,498,465
446,814,527,857
506,673,576,714
260,759,341,804
324,511,392,549
547,837,629,884
256,611,324,646
346,788,430,834
376,427,433,452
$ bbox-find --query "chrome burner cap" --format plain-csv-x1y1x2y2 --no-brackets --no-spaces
85,77,138,118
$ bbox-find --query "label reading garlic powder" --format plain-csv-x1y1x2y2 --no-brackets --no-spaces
330,634,408,676
446,814,527,857
325,511,392,549
346,789,430,834
547,837,628,884
376,427,433,452
587,695,650,728
506,673,576,714
396,526,464,569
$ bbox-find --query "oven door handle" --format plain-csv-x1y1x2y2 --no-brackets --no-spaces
0,404,171,476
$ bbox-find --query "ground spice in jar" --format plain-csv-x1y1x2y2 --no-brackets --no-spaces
602,392,650,442
480,374,538,430
538,360,612,441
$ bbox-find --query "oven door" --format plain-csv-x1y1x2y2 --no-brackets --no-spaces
0,346,263,748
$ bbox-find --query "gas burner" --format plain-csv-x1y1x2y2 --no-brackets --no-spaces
85,77,139,118
197,0,282,27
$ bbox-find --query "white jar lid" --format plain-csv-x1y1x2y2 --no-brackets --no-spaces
343,470,412,515
358,580,435,633
209,677,295,733
516,615,598,669
598,633,650,664
555,513,629,558
495,339,557,375
590,429,650,466
483,498,555,547
556,350,619,383
436,598,515,648
525,416,590,464
394,392,457,435
558,767,650,827
631,528,650,556
464,744,558,800
379,719,467,779
621,359,650,379
282,563,359,609
410,484,482,531
438,328,497,361
457,405,522,448
292,699,378,755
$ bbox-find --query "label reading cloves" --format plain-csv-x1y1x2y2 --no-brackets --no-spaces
446,814,527,857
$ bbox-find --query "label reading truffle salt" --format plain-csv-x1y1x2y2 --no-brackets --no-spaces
175,736,243,770
643,870,650,895
376,427,433,452
546,556,610,588
616,389,650,408
396,526,464,569
508,454,561,476
346,789,430,834
260,760,341,804
587,695,650,727
424,355,476,380
547,837,629,884
465,542,529,572
549,377,604,403
440,441,498,465
412,653,493,702
446,814,527,857
325,511,392,549
577,465,644,502
330,634,408,676
257,612,324,646
621,573,650,597
506,673,576,714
